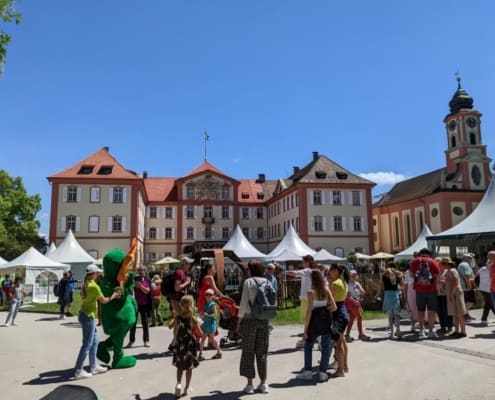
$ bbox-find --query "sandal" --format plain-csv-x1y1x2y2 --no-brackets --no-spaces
212,353,222,359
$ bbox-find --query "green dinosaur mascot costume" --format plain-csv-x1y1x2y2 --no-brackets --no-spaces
97,244,138,368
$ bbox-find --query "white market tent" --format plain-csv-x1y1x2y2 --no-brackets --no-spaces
427,175,495,258
267,224,316,259
0,256,7,265
223,225,267,259
314,248,346,262
45,242,57,256
0,247,69,303
394,225,433,261
47,230,95,282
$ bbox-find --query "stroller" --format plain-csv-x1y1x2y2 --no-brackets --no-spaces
218,297,241,347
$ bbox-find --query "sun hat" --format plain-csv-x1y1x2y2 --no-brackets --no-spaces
86,264,103,274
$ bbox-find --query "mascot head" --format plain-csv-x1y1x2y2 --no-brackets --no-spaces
103,248,126,282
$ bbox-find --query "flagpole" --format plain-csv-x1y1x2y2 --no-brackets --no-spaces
204,131,209,161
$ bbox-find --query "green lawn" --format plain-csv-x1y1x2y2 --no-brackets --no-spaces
25,292,385,324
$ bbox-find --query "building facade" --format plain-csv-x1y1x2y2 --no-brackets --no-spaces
373,78,492,254
48,149,375,264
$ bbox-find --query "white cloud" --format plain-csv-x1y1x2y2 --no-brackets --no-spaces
359,171,409,185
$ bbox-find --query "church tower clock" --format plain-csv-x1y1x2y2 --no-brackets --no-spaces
442,75,491,191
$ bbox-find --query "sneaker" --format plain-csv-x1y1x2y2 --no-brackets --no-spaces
345,335,354,343
183,386,193,395
74,369,92,380
295,339,305,349
319,371,328,382
257,383,269,394
125,341,134,348
59,315,65,320
418,330,428,339
243,384,255,394
329,359,338,370
480,321,488,327
4,322,9,327
428,331,438,339
91,365,108,374
358,334,370,341
11,322,18,326
144,342,150,348
174,384,182,397
296,370,313,380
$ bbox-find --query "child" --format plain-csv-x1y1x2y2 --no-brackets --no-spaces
4,276,25,326
172,295,201,397
380,264,404,339
345,270,369,341
198,289,222,360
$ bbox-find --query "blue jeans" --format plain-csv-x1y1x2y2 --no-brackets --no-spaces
5,298,21,324
75,311,99,371
303,334,330,372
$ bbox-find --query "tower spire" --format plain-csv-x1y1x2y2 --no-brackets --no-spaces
204,131,209,161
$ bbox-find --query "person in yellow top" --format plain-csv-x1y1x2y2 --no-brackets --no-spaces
326,264,350,378
74,264,121,380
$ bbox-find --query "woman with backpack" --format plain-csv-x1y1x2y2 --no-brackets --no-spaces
236,260,275,394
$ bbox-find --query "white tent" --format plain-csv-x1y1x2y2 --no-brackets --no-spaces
0,247,69,303
223,225,267,259
267,224,316,259
47,230,95,282
45,242,57,256
427,176,495,257
314,248,346,262
0,256,7,265
270,248,306,262
394,225,433,261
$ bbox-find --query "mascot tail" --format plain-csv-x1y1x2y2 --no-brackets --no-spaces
117,238,137,287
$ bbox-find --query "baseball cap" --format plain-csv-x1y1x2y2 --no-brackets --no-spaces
86,264,103,274
181,256,194,264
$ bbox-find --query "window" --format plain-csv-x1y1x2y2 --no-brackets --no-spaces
334,216,343,231
149,227,157,239
149,252,157,262
186,205,194,219
332,191,342,206
353,216,362,232
97,166,113,175
335,247,344,258
222,206,230,219
149,207,157,218
222,227,230,240
165,207,173,219
221,185,230,200
78,165,94,174
352,191,361,206
113,187,124,203
204,227,212,239
186,227,194,240
257,207,264,219
67,187,78,203
456,246,469,259
88,249,98,259
66,215,77,232
315,171,326,179
90,187,100,203
112,216,123,233
393,217,400,247
453,206,464,216
242,207,249,219
186,185,195,199
88,216,99,233
405,215,411,245
242,227,249,239
418,211,424,232
165,228,172,239
256,227,264,240
241,192,249,199
204,205,213,218
313,190,322,205
314,215,323,232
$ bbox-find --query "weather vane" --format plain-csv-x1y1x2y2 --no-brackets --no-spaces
455,70,462,88
204,131,209,161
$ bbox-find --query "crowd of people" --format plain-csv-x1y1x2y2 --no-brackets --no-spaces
2,248,494,398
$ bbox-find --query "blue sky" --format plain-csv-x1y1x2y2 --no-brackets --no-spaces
1,1,494,237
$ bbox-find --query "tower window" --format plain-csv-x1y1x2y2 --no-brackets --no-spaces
469,133,476,145
451,136,456,148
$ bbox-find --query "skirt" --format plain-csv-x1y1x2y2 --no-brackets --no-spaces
382,290,401,312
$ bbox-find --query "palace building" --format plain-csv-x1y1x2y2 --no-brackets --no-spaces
373,78,492,254
48,149,375,265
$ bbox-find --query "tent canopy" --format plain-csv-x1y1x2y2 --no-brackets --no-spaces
45,242,57,256
0,256,7,265
47,230,95,263
0,247,69,270
267,225,316,259
314,248,346,262
394,225,432,261
223,225,267,259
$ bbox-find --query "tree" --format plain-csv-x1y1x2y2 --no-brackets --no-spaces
0,0,22,76
0,169,44,260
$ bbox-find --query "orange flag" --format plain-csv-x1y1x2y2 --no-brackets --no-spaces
117,238,137,287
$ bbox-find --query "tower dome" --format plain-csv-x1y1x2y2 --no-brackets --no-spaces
448,75,474,115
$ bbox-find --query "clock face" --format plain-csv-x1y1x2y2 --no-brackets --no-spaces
466,117,477,128
448,120,457,131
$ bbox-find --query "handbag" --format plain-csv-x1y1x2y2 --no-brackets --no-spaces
307,306,332,341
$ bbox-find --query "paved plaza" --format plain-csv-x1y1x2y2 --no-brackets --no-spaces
1,308,494,400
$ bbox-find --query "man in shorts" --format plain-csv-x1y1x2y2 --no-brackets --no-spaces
409,248,440,339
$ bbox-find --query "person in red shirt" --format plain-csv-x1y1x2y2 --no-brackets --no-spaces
409,248,440,339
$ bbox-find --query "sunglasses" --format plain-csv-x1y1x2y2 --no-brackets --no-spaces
205,293,214,296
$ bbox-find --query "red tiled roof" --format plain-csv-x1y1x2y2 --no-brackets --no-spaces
144,178,177,202
48,147,140,180
184,161,227,178
237,180,276,203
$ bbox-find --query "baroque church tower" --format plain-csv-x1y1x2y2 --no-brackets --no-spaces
441,76,491,190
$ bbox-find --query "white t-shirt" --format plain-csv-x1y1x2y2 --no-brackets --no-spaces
478,266,490,293
291,268,312,300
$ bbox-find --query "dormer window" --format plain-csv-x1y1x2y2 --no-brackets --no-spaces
257,192,264,200
336,171,348,180
241,192,250,199
78,165,94,174
315,171,326,179
97,166,113,175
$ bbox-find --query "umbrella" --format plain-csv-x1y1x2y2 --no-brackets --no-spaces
154,256,180,265
354,252,371,260
369,252,394,260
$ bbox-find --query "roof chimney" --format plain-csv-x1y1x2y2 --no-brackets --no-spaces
143,171,148,179
103,146,110,152
256,173,266,183
293,166,300,174
312,151,319,161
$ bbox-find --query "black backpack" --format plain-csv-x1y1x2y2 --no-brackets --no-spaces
248,278,277,320
161,272,176,296
53,282,60,297
415,258,433,285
